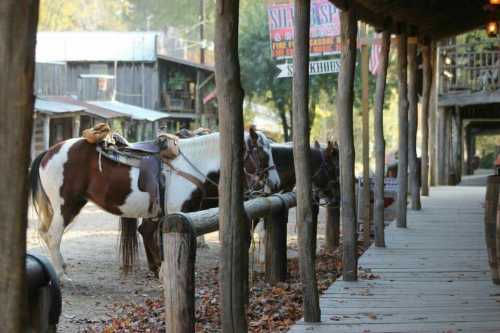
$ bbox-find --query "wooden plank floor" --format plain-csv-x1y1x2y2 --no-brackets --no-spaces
290,186,500,333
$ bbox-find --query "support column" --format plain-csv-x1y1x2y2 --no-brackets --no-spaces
452,108,462,184
429,44,438,186
0,1,39,332
136,120,143,142
361,26,371,248
397,29,409,228
374,30,391,248
214,0,249,331
421,43,432,196
437,107,448,185
72,114,81,138
336,7,358,280
292,0,320,321
408,37,421,210
43,114,50,150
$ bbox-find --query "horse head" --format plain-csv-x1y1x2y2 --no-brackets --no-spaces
156,133,180,161
244,125,281,193
312,140,339,203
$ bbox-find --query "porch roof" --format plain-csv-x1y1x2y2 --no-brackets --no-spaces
88,100,170,122
329,0,500,40
34,98,86,114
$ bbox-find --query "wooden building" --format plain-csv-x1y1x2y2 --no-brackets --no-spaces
35,32,217,131
32,96,170,159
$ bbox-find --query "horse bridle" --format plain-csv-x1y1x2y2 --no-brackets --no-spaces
244,137,276,195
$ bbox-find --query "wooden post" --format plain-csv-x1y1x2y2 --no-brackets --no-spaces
325,203,340,250
485,176,500,284
421,43,432,196
429,43,438,186
397,30,409,228
0,1,39,332
292,0,320,321
43,115,50,150
214,0,249,331
336,8,358,281
162,215,197,333
408,38,421,210
361,28,371,248
374,31,391,248
72,114,80,138
437,107,447,184
264,205,288,284
452,108,462,184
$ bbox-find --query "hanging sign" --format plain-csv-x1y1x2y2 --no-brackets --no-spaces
276,59,341,78
267,0,341,60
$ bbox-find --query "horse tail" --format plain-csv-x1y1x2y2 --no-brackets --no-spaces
119,217,139,275
30,151,53,232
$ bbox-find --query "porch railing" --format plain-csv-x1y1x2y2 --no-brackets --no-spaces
439,42,500,95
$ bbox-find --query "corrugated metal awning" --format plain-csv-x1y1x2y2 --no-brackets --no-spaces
88,101,170,122
44,96,129,120
35,98,86,114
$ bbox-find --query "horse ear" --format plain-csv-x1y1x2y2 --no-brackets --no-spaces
249,124,258,140
314,140,320,149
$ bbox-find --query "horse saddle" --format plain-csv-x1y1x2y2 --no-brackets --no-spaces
94,132,180,216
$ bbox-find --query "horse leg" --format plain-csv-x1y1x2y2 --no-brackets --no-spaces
138,218,162,275
254,219,266,266
40,198,86,282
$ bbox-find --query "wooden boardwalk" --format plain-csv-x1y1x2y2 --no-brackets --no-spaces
290,186,500,333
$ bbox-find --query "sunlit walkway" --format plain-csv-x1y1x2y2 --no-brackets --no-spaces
290,186,500,332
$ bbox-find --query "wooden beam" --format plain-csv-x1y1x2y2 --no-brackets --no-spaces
408,38,421,210
336,8,358,281
373,30,391,248
0,1,39,332
397,30,409,228
420,43,432,196
292,0,320,322
437,107,448,185
214,0,249,331
361,25,371,248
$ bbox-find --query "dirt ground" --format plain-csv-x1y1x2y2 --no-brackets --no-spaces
27,203,328,332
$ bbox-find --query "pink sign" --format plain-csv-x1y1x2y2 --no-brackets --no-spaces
267,0,341,59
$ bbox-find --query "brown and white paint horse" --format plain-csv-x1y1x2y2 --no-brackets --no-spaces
30,131,280,281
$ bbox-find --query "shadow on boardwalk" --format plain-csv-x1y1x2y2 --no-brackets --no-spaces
290,186,500,333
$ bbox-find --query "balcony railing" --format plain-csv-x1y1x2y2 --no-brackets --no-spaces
440,42,500,95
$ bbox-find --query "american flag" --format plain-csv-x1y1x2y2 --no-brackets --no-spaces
369,34,382,76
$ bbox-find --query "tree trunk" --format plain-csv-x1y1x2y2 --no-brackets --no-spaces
429,43,438,185
0,2,39,332
397,31,409,228
408,40,421,210
214,1,249,332
336,8,358,281
421,43,432,196
373,31,391,248
361,36,371,248
292,0,320,321
437,107,447,185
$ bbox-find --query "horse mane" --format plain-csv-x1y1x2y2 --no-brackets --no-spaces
178,132,221,160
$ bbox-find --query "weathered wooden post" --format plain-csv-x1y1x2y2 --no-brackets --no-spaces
408,36,421,210
336,7,358,280
429,43,438,185
397,28,409,228
162,214,197,333
485,176,500,284
264,202,288,284
361,26,371,248
374,30,391,248
214,0,249,331
421,42,432,196
292,0,320,321
0,2,39,332
325,204,340,250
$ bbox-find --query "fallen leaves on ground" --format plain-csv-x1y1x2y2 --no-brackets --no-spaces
85,244,370,332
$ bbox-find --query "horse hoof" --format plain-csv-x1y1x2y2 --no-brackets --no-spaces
60,274,73,286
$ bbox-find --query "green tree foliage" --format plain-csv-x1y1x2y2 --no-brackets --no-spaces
39,0,131,31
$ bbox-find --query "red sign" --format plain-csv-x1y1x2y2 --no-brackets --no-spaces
267,0,341,59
